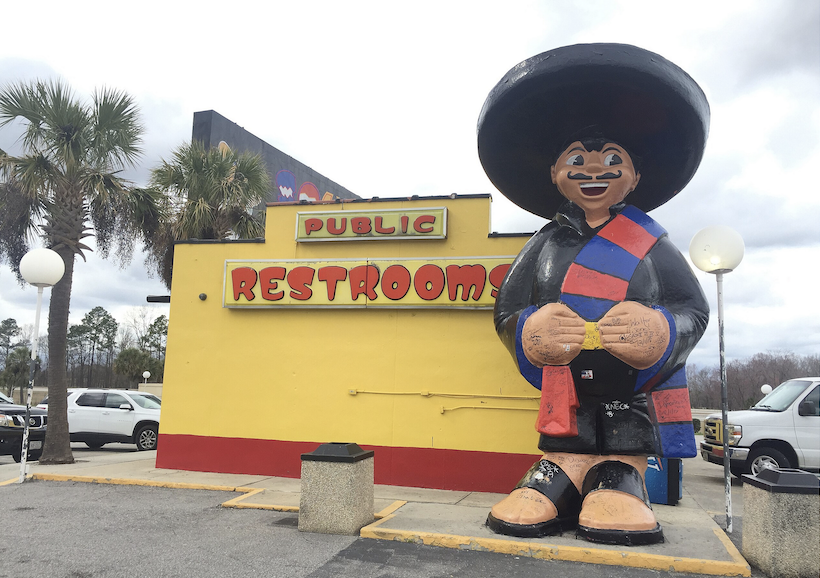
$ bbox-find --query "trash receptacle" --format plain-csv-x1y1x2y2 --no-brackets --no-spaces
742,467,820,578
645,456,682,505
298,442,375,535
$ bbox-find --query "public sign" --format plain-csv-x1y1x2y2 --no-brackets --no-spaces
296,208,447,241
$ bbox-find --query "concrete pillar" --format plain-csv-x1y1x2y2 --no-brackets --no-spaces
298,443,374,535
742,468,819,578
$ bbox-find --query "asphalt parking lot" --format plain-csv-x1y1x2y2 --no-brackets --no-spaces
0,442,765,578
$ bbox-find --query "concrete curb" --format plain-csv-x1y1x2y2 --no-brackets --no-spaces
25,473,302,512
9,474,750,576
360,512,750,577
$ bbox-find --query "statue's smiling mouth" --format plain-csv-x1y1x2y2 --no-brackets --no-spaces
579,182,609,196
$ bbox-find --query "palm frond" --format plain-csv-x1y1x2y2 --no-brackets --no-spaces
1,153,57,201
0,180,43,279
37,80,91,172
91,87,143,168
0,80,44,129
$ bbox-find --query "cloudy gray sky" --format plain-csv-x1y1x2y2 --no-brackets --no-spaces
0,0,818,370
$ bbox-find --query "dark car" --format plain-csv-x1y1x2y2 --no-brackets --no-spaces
0,391,47,462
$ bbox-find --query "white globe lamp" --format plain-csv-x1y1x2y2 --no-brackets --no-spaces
689,226,745,274
19,248,65,287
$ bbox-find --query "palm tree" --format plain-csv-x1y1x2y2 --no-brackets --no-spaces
148,140,269,287
0,80,165,464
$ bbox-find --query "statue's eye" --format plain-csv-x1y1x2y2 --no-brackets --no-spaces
566,154,584,166
604,153,622,166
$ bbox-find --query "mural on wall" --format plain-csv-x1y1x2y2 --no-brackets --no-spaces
477,44,711,546
193,111,360,205
276,169,329,203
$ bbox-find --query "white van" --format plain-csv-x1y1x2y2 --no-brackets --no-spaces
700,378,820,476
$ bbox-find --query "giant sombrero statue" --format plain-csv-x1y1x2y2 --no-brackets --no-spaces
479,45,713,546
477,43,710,218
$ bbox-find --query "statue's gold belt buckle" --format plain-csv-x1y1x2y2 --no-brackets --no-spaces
582,322,603,350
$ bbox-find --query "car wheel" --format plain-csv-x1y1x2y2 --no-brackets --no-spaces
135,424,158,451
748,447,790,476
11,447,42,463
85,442,106,449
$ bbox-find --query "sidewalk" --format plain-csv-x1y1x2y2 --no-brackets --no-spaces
1,448,750,577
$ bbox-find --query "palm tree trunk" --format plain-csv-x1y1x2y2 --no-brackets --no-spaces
40,247,75,464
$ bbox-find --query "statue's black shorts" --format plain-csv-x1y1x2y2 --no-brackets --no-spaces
537,350,659,455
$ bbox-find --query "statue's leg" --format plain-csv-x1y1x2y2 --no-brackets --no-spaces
486,452,595,537
576,455,664,545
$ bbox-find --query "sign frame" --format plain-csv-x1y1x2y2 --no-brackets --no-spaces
222,255,515,310
295,207,448,242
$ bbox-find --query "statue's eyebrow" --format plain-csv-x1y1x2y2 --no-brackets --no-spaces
603,146,623,153
568,147,585,153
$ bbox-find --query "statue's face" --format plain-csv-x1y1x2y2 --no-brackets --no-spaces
550,141,640,216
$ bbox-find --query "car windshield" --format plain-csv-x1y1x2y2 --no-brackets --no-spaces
752,379,812,412
129,393,161,409
0,392,12,404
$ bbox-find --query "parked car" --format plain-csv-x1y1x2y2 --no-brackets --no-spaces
700,377,820,476
38,389,161,451
0,391,47,462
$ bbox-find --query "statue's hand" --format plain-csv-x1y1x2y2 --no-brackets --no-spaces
599,302,670,369
522,303,586,367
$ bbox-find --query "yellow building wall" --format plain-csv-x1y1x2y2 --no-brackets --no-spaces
160,196,541,456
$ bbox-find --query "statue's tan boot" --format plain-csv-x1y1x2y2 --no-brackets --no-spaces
576,459,664,545
486,453,594,537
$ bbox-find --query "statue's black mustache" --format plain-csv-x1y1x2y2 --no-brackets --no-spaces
567,170,623,180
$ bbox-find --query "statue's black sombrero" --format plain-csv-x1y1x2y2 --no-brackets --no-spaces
477,43,710,219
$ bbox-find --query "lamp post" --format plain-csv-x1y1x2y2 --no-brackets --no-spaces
18,248,65,483
689,225,744,533
142,371,150,385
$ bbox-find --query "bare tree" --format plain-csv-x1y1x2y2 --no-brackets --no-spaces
689,352,819,410
117,325,136,353
123,306,154,352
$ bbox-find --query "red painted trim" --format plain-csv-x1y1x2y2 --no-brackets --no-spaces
156,434,540,493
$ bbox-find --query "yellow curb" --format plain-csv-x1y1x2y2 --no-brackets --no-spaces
713,527,750,569
1,477,19,486
27,473,299,511
221,487,265,507
375,500,406,520
22,474,392,517
360,516,750,577
221,488,299,512
30,472,249,493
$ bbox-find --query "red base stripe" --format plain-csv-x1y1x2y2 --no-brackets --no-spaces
156,434,540,493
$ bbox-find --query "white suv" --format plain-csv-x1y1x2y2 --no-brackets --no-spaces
39,389,161,451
